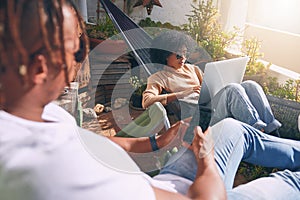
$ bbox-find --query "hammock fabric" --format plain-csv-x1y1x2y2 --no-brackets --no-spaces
98,0,212,130
99,0,155,76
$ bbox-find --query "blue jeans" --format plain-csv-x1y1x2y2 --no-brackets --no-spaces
211,80,281,133
159,118,300,199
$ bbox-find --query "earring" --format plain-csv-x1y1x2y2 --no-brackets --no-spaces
18,64,29,88
19,64,27,76
0,23,4,35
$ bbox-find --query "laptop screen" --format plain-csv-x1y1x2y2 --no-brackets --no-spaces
198,56,249,105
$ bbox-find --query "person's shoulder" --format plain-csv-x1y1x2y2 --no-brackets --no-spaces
0,127,155,200
0,110,26,135
150,69,168,76
148,70,169,82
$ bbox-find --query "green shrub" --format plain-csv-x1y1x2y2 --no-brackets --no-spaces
138,17,182,38
237,162,277,183
183,0,239,60
242,37,269,76
263,77,300,102
85,15,119,40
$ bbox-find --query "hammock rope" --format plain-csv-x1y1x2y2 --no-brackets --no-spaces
99,0,155,76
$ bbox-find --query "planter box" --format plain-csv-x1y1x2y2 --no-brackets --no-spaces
267,94,300,139
89,38,127,55
243,74,266,85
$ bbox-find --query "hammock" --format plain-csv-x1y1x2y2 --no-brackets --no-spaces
98,0,211,73
98,0,212,127
99,0,155,76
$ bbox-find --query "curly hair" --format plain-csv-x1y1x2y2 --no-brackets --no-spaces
150,30,196,66
0,0,89,84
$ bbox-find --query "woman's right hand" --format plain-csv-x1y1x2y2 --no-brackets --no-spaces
177,85,201,98
191,85,201,94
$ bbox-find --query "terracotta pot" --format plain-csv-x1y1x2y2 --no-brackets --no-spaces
89,37,103,50
89,38,127,55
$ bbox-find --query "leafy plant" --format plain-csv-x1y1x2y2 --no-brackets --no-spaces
85,14,119,40
183,0,239,60
237,162,277,183
263,77,300,102
242,37,270,76
129,76,147,96
124,0,134,14
241,37,300,102
138,17,182,38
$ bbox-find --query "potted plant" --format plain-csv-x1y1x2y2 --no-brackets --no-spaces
85,14,126,53
129,76,147,108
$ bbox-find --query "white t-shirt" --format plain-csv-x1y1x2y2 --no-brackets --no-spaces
0,103,157,200
0,103,192,199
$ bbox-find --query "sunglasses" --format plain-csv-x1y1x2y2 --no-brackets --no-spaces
175,49,189,60
175,52,189,60
176,54,184,60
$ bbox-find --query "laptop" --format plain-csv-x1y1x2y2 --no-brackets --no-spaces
198,56,249,105
183,56,249,143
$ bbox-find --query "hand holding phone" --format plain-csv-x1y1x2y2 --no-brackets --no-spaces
183,106,212,144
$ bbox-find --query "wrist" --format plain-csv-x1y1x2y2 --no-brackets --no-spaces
162,94,168,105
149,134,159,151
176,91,185,99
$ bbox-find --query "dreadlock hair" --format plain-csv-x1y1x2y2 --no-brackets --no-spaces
0,0,89,85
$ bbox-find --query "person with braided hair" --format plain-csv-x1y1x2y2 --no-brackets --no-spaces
0,1,300,200
0,1,226,199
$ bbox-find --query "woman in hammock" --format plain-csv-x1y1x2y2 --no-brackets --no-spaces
142,30,281,136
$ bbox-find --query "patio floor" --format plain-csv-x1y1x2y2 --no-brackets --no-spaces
82,103,178,137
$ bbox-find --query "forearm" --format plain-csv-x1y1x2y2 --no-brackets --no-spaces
142,92,183,108
108,121,185,153
187,127,227,200
108,136,153,153
188,157,226,200
142,93,168,108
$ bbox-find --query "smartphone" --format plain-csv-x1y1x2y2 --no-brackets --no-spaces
183,105,212,144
